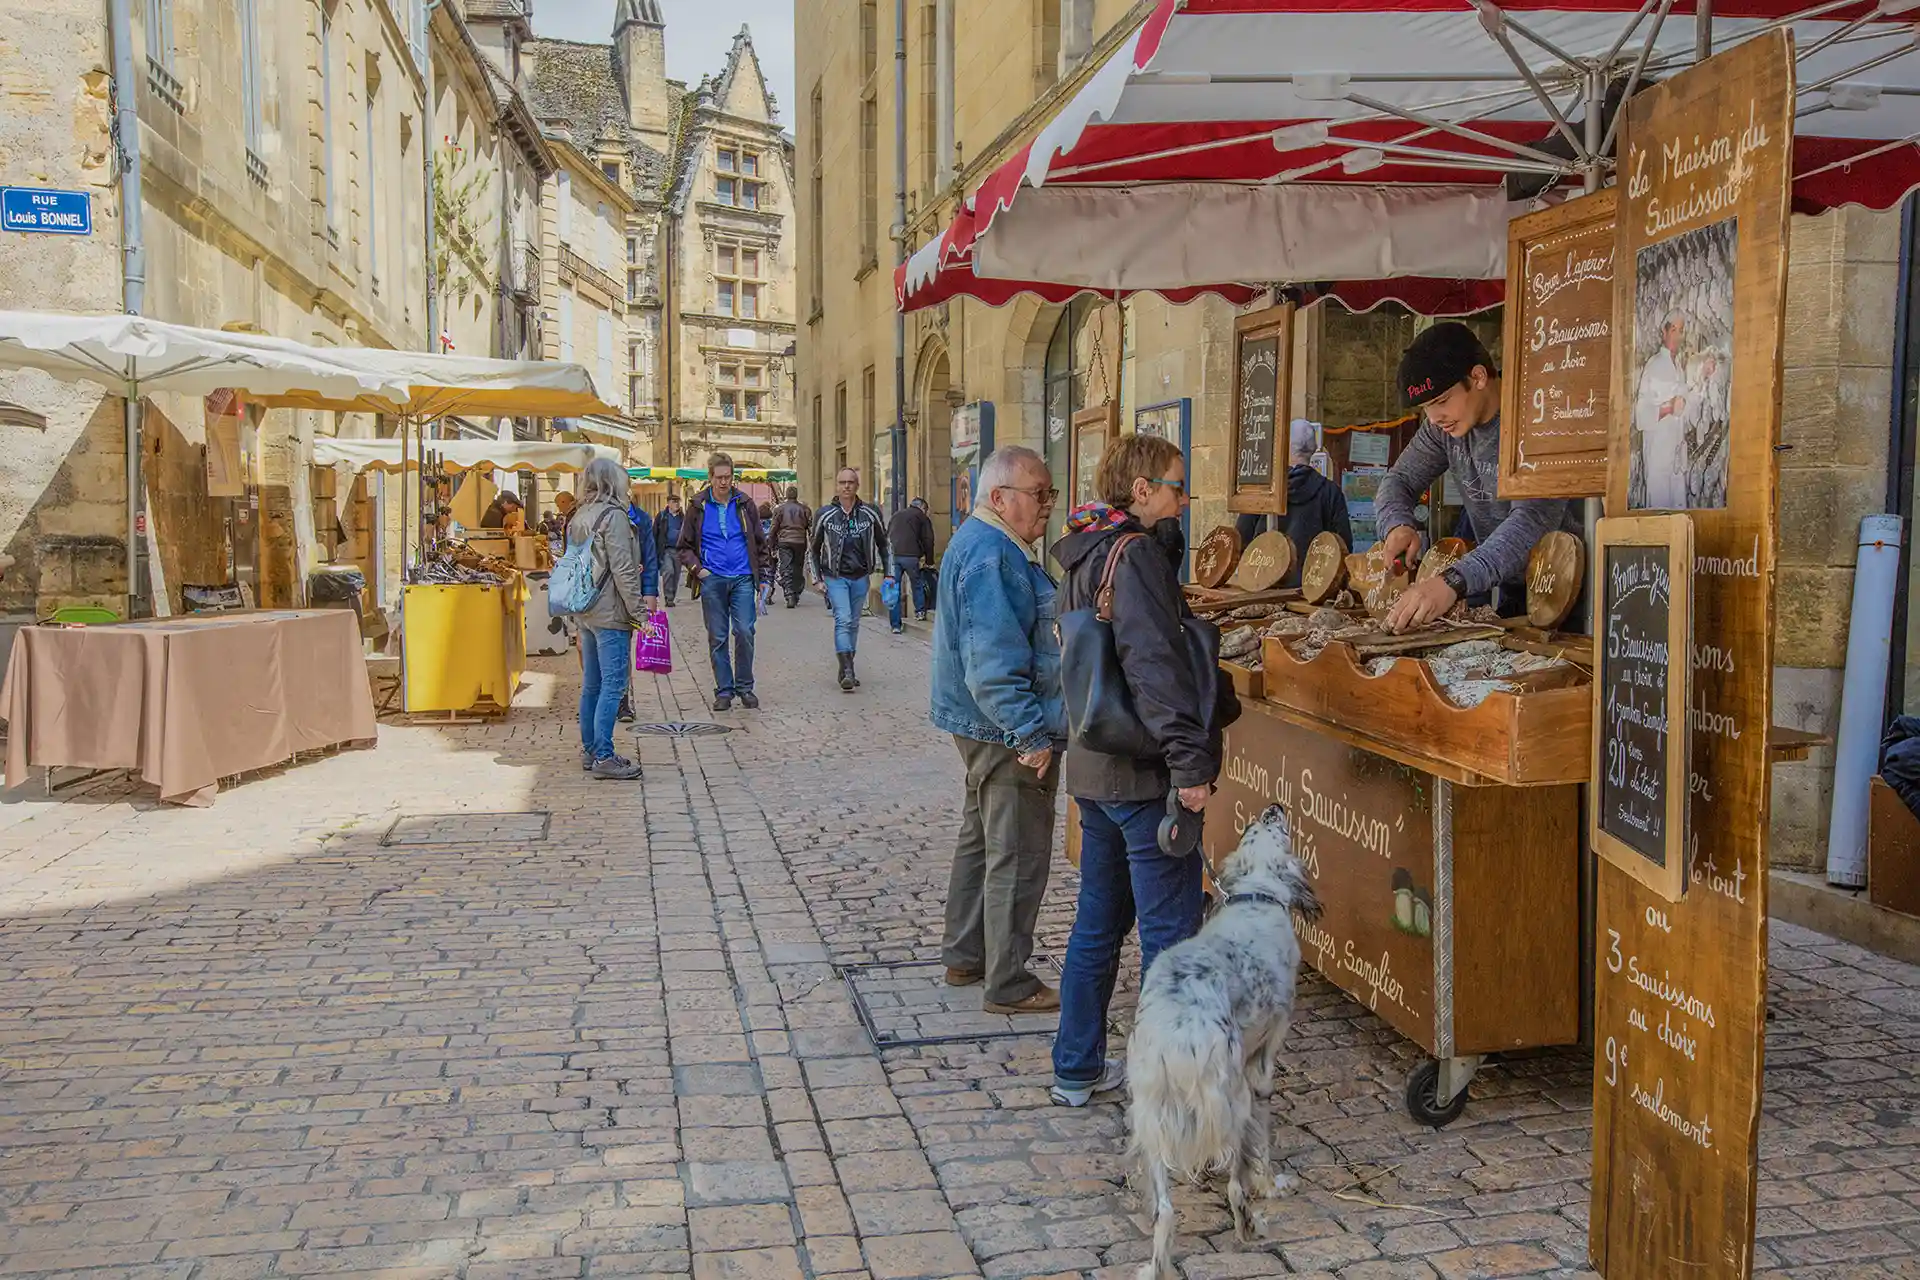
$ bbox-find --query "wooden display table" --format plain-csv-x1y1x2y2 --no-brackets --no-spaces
401,577,528,715
1204,699,1581,1125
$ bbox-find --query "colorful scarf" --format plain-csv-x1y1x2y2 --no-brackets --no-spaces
1065,501,1132,533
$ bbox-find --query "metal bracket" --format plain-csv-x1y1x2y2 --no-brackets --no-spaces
1436,1054,1484,1106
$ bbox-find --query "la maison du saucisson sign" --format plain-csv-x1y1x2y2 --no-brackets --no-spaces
1591,31,1791,1280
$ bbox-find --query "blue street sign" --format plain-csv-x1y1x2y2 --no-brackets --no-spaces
1,187,92,236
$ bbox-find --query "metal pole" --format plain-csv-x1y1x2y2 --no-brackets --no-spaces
424,0,442,357
1696,0,1712,62
891,0,909,514
108,0,150,618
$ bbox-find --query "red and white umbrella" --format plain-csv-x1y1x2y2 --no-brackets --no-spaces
899,0,1920,313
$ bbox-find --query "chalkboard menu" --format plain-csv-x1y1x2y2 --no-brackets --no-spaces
1592,515,1692,901
1230,303,1292,516
1500,188,1616,500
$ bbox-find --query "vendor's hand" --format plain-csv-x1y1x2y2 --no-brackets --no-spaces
1177,784,1212,813
1384,577,1460,634
1017,745,1053,775
1380,525,1423,575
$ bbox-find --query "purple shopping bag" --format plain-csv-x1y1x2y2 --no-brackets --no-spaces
634,610,672,675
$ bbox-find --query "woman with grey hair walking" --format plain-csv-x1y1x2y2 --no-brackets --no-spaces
569,456,658,780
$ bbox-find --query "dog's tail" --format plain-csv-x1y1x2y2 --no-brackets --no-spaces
1127,984,1248,1184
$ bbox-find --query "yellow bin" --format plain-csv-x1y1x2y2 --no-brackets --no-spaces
402,578,528,713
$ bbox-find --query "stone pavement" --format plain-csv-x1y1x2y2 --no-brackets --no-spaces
1,599,1918,1280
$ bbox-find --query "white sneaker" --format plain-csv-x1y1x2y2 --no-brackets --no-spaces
1050,1058,1126,1107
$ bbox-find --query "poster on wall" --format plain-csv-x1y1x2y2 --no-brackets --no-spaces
1592,30,1792,1280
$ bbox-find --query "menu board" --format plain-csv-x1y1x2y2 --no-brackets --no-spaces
1500,188,1616,499
1591,32,1791,1280
1230,304,1292,516
1594,518,1692,899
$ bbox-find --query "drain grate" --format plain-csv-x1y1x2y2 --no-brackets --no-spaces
842,956,1065,1048
381,811,551,847
634,721,734,737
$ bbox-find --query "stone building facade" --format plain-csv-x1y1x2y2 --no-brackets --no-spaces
523,9,797,476
796,0,1907,872
0,0,559,616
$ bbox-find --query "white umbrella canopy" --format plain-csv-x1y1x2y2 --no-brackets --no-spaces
238,343,617,420
0,311,412,404
311,438,624,474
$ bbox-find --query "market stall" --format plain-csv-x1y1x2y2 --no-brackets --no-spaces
310,437,620,716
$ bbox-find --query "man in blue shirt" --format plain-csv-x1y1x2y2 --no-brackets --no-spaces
675,453,768,711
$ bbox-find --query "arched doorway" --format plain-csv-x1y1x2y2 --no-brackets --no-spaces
916,344,954,549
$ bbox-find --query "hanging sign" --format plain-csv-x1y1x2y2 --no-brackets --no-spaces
1591,30,1793,1280
1500,188,1616,498
1229,304,1291,516
1,187,92,235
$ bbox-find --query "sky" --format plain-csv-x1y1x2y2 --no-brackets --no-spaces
535,1,798,129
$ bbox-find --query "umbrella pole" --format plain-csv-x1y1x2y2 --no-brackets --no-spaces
1696,0,1712,62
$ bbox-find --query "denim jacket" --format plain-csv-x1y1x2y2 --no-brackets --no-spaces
929,515,1066,753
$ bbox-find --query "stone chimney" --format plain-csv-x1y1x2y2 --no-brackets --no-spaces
614,0,669,153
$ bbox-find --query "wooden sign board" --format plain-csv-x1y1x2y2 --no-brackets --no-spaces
1592,516,1693,902
1501,188,1618,499
1232,531,1295,591
1527,530,1586,629
1229,304,1293,517
1194,525,1242,588
1591,31,1792,1280
1302,532,1349,604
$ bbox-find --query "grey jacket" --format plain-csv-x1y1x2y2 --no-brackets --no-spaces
1373,414,1582,597
568,499,648,632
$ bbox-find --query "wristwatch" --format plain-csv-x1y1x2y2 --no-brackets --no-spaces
1439,565,1469,598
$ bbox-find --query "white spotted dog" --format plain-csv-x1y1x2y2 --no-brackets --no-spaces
1127,803,1321,1280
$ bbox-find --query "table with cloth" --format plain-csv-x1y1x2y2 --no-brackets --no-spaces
0,610,377,806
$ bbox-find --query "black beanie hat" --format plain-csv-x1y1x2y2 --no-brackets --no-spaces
1398,323,1496,408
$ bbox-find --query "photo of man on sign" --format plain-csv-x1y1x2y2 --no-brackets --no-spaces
1629,218,1736,511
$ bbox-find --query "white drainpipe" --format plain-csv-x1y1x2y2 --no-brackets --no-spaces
1825,513,1906,887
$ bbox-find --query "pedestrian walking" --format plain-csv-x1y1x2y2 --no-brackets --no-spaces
887,496,937,632
930,446,1064,1016
614,480,663,724
768,486,812,607
568,457,658,780
651,492,685,606
810,467,892,691
677,453,767,711
1048,433,1225,1106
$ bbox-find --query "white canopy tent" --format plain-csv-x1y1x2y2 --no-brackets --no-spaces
311,438,623,474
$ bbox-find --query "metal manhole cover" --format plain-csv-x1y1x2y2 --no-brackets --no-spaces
634,722,733,737
381,811,551,847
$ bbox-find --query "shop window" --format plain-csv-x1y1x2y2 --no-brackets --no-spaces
721,391,740,420
1042,298,1096,491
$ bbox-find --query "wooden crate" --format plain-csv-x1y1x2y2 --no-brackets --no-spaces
1221,657,1264,701
1870,776,1920,919
1260,635,1590,786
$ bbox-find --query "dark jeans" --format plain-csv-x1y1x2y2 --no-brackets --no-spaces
776,544,807,604
941,736,1060,1005
579,626,632,760
1052,797,1205,1087
888,556,930,628
700,573,757,697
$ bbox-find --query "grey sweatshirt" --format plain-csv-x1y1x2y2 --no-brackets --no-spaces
1372,414,1582,597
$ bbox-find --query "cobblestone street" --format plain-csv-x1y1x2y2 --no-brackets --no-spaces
3,601,1919,1280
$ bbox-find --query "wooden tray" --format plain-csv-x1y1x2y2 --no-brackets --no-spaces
1220,657,1264,701
1260,635,1591,786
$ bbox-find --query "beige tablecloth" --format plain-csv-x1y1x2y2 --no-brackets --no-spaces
1,610,377,805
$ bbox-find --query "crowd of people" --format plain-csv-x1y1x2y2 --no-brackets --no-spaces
560,322,1541,1108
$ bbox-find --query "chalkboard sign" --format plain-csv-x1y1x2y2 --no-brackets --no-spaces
1499,188,1616,500
1230,304,1292,516
1592,515,1692,901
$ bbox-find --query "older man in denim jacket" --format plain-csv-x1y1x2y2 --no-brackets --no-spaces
930,446,1066,1015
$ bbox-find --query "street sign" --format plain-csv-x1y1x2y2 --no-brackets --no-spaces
1,187,93,235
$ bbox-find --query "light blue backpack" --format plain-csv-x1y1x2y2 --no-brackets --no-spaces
549,509,615,616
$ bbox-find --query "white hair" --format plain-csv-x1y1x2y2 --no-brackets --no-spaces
579,457,630,507
980,445,1045,493
1289,419,1319,463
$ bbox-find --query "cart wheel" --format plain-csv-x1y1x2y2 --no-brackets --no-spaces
1405,1060,1470,1128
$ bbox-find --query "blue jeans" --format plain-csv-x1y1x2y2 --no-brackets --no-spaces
700,573,757,697
888,557,929,629
1053,797,1205,1087
579,626,632,760
825,576,870,654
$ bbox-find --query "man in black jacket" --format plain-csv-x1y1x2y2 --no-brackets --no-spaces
886,497,937,631
1276,419,1351,587
767,486,813,608
810,468,892,690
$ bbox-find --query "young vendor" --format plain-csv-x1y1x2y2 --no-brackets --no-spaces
1374,323,1582,633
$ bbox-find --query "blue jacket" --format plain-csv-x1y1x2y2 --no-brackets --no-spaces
624,503,662,597
930,516,1066,753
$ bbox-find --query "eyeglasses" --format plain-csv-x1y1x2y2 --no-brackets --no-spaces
1146,477,1188,497
996,484,1059,504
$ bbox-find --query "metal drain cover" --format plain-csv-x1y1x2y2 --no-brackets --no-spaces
633,722,733,737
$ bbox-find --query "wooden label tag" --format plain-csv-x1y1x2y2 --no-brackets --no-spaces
1415,536,1472,585
1527,530,1586,629
1232,531,1295,591
1302,532,1350,604
1194,525,1243,588
1347,543,1410,617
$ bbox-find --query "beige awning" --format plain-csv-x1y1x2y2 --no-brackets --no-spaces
242,343,615,419
311,438,622,474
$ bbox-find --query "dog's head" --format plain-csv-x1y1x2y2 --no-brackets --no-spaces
1219,804,1323,920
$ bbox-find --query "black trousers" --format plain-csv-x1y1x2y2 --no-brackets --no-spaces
776,544,807,603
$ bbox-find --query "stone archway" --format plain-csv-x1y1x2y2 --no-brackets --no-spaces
914,339,954,548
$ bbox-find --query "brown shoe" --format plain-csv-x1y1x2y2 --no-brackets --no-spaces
944,967,983,987
984,984,1060,1015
